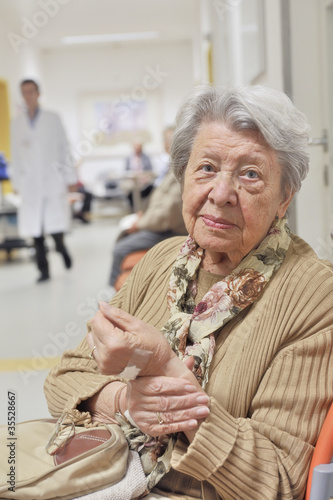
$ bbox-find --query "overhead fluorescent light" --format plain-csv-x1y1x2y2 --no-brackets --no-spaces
61,31,160,45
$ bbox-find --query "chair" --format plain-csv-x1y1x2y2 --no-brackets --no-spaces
305,402,333,500
114,249,149,291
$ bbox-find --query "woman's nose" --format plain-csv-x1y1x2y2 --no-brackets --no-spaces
207,174,238,206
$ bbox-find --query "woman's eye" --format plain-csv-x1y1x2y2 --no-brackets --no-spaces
244,170,259,179
201,164,214,173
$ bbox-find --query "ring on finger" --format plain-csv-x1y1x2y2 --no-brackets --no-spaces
89,346,97,359
156,411,164,425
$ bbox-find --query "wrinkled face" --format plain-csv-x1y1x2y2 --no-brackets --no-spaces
182,122,293,270
21,83,39,111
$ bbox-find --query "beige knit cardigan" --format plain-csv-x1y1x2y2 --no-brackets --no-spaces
44,234,333,500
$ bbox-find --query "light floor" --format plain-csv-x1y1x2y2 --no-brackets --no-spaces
0,205,125,425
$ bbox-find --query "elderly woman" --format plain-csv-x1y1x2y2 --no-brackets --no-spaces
44,85,333,500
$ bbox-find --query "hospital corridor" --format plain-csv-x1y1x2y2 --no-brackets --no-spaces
0,1,333,499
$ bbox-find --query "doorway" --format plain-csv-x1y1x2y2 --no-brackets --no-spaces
288,0,333,261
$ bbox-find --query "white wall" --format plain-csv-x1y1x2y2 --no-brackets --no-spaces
40,42,194,151
0,17,43,121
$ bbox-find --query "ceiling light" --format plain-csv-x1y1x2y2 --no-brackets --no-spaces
61,32,160,45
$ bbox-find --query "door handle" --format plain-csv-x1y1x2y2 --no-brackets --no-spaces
323,164,329,187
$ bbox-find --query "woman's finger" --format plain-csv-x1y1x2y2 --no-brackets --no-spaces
86,330,104,365
148,417,200,437
151,403,210,427
129,375,203,397
132,392,210,416
183,356,195,371
86,330,94,351
132,404,210,437
90,309,128,345
99,302,138,330
87,310,137,374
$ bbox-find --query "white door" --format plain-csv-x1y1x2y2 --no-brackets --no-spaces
289,0,333,262
321,0,333,257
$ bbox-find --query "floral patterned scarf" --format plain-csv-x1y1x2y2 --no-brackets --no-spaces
118,217,291,495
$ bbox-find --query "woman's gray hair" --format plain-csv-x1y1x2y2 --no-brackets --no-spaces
170,85,310,195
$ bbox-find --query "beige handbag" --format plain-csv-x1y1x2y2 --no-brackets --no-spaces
0,413,129,500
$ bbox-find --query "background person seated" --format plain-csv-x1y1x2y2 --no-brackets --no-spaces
73,182,93,224
72,158,93,224
125,139,154,212
109,127,187,289
109,166,187,289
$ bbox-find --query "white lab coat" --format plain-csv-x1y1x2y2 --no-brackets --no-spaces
10,109,77,238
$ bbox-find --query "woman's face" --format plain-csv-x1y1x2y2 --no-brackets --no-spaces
182,122,293,273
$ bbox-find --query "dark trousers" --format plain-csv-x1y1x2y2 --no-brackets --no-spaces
109,229,174,286
33,232,69,276
127,184,154,212
77,186,93,213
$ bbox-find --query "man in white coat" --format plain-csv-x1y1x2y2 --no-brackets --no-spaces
10,79,77,282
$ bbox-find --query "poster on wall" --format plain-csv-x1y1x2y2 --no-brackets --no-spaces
79,89,162,151
94,98,147,141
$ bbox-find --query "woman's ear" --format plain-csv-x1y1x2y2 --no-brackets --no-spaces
278,189,294,219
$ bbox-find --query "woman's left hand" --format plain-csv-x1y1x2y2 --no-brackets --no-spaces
126,374,210,438
87,302,178,377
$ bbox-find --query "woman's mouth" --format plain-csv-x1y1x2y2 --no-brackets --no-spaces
201,215,235,230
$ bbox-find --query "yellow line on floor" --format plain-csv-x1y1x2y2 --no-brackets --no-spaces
0,357,61,373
